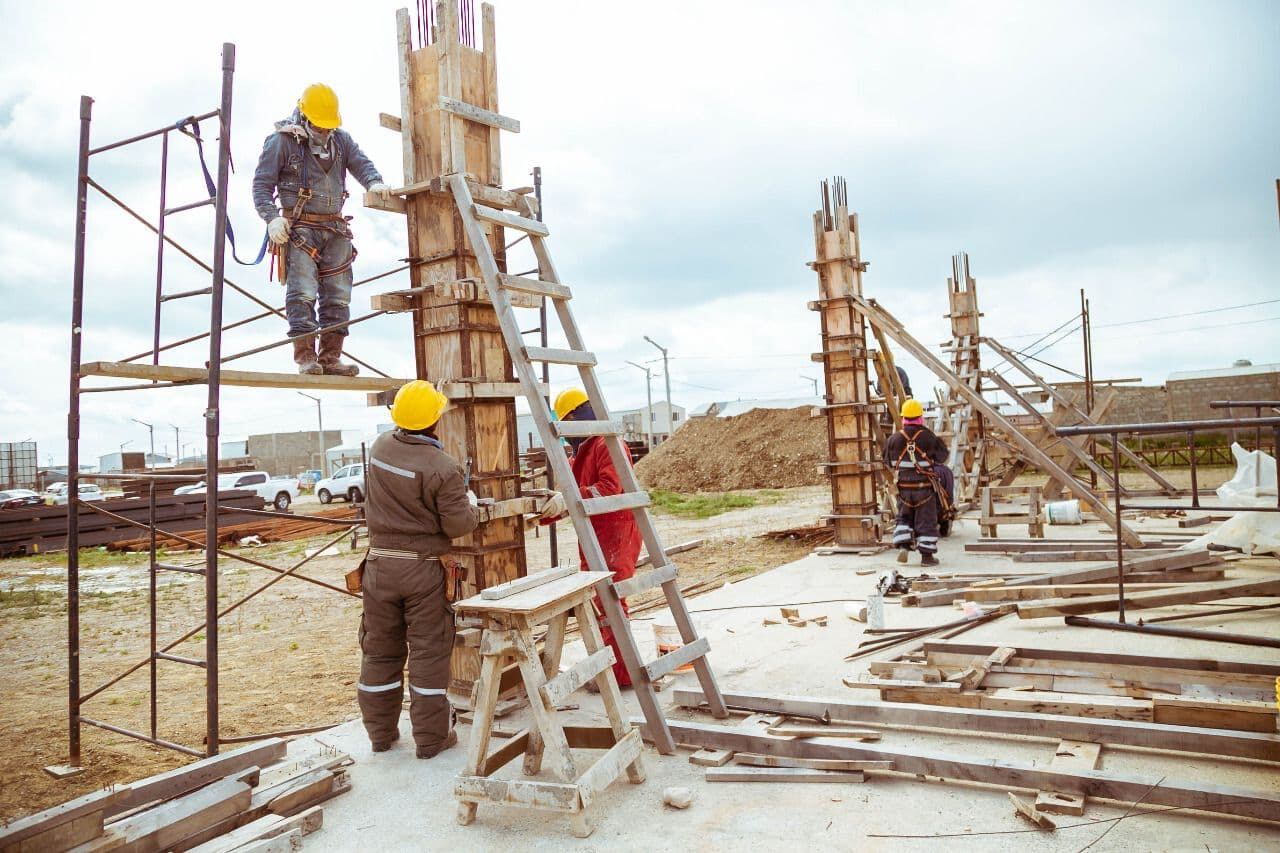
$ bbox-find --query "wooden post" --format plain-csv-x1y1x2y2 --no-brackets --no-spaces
395,3,527,706
810,178,880,546
941,253,987,509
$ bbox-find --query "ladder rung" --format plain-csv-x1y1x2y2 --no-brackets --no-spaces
554,420,623,438
581,491,650,516
164,197,215,216
156,562,206,575
524,346,596,366
473,203,549,237
642,636,710,682
499,273,571,301
614,564,676,599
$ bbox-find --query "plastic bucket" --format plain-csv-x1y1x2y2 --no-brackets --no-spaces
653,616,696,672
1045,499,1083,525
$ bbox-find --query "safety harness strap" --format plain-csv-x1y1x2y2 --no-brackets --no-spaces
177,116,270,266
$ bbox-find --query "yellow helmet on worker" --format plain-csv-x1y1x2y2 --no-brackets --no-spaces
900,398,924,419
391,380,448,431
298,83,342,129
553,388,589,421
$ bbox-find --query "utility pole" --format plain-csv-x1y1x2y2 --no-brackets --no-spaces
643,335,673,444
171,424,181,466
118,440,132,472
627,360,655,447
132,419,155,469
297,391,325,476
800,374,820,396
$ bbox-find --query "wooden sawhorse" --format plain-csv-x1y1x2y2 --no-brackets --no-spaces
452,570,645,838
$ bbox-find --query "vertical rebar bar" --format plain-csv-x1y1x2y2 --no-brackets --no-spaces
533,165,557,567
1112,434,1124,624
67,94,93,764
203,43,236,757
1188,429,1200,509
153,131,169,368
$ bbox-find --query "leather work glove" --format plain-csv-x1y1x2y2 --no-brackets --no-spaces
267,216,291,245
369,181,392,202
466,490,479,508
537,491,567,525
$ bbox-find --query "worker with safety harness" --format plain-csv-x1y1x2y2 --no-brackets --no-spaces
252,83,392,376
883,399,951,566
358,380,478,758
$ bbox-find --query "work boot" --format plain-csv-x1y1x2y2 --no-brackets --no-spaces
318,332,359,377
292,336,322,375
920,552,939,567
371,731,400,753
416,729,458,759
896,548,909,564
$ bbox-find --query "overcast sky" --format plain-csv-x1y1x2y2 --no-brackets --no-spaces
1,0,1276,468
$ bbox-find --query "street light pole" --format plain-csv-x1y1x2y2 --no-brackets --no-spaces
626,360,654,448
297,392,324,475
171,424,181,466
643,335,673,443
132,419,155,469
800,374,820,396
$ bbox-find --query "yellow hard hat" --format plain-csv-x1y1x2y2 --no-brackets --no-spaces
298,83,342,129
391,380,448,431
900,398,924,419
553,388,589,421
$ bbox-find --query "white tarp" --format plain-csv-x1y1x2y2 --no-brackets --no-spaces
1184,443,1280,556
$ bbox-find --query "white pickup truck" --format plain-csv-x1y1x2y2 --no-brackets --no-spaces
177,471,299,511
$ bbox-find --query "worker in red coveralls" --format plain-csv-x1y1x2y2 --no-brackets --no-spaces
538,388,640,690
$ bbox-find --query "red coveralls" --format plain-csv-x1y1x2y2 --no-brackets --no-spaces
571,436,641,687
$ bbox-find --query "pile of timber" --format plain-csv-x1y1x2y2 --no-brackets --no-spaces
844,641,1280,732
119,461,257,500
0,738,350,852
758,522,835,547
109,507,361,553
900,549,1227,608
0,492,264,557
667,687,1280,823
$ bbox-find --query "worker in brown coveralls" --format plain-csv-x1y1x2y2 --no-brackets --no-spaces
359,380,478,758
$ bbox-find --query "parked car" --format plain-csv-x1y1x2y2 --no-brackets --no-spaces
0,489,44,509
297,469,322,493
186,471,299,511
44,481,67,498
315,463,364,504
52,483,105,505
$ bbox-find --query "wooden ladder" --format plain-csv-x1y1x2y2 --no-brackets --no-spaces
441,173,728,754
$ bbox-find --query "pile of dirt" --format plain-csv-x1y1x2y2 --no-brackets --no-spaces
635,406,827,492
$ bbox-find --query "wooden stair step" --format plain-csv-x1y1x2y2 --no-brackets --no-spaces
580,491,650,516
524,346,596,366
499,273,571,301
613,564,676,599
473,203,549,237
555,420,624,438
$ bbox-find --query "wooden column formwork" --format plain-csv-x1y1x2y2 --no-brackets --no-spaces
393,3,526,706
809,179,881,546
940,253,987,509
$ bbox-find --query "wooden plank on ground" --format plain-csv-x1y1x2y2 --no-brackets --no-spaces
107,739,287,818
672,688,1280,763
735,753,893,772
644,716,1280,822
689,748,734,767
186,806,322,853
766,725,881,741
706,766,865,783
1151,696,1279,733
922,641,1280,679
1016,575,1280,619
1009,792,1056,829
81,777,250,853
1035,741,1102,815
0,788,125,849
3,810,103,853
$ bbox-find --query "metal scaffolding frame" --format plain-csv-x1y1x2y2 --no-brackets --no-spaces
65,43,370,763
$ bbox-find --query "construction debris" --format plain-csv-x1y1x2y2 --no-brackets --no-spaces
662,787,694,810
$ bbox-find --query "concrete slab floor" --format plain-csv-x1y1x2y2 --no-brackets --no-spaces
301,515,1280,851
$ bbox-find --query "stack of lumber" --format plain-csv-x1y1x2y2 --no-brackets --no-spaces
109,507,360,552
668,688,1280,822
0,739,350,853
758,522,835,547
119,463,256,500
845,641,1280,732
0,492,264,557
900,549,1227,608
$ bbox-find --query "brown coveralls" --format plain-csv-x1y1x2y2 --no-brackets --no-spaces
360,430,478,753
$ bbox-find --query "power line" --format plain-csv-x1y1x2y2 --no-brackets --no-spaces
999,297,1280,341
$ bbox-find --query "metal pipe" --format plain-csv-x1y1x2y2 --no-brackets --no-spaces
86,108,219,155
1064,616,1280,649
156,651,207,667
164,197,216,216
1112,435,1125,623
1056,415,1280,438
533,165,557,567
79,716,204,757
216,504,363,524
217,722,342,744
153,130,168,367
219,310,386,364
67,94,93,763
1188,429,1200,509
160,287,214,303
81,380,204,393
149,480,158,740
1138,602,1280,625
203,42,236,756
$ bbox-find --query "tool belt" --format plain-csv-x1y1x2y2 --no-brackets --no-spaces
364,548,463,603
271,188,358,283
